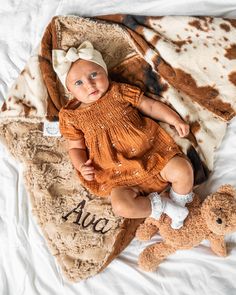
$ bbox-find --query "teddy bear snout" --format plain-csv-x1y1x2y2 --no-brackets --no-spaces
216,218,222,224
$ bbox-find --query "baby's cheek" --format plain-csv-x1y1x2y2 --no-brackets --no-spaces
74,89,85,100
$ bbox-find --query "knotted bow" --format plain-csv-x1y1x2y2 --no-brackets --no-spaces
52,41,107,90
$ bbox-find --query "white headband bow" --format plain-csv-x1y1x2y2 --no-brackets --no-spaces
52,41,108,90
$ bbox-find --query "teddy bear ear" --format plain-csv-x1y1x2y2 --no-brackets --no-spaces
217,184,236,196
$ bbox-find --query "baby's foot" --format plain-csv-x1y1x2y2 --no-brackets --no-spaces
162,197,189,229
170,207,189,229
147,192,189,229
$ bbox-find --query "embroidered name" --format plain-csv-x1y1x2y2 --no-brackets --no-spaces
62,200,112,234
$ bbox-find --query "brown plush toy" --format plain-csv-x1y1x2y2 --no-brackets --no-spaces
136,185,236,272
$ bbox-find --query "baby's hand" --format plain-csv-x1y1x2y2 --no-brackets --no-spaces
173,119,190,137
79,159,95,181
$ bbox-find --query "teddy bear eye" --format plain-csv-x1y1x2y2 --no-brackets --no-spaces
216,218,222,224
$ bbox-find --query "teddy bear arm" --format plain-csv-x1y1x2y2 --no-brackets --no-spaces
208,233,227,257
136,221,159,241
189,193,202,207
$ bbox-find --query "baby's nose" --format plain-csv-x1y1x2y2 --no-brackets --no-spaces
85,79,95,89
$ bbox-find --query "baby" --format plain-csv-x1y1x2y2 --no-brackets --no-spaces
53,41,194,229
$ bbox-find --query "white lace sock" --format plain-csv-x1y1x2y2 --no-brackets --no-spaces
169,188,194,207
148,192,189,229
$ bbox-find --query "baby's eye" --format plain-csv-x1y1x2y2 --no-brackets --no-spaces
90,72,97,79
75,80,83,86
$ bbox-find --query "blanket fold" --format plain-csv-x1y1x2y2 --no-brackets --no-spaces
1,14,236,282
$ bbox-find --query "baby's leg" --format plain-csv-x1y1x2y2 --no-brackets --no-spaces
160,155,194,207
160,156,194,194
110,186,188,229
110,186,151,218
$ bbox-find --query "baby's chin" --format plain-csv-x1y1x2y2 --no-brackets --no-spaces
77,93,102,105
89,92,103,102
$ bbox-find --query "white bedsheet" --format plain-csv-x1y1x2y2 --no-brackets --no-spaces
0,1,236,294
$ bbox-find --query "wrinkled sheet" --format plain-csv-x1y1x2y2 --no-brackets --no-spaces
0,1,236,294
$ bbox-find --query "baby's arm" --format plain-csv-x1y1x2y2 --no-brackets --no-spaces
68,138,95,181
137,95,189,137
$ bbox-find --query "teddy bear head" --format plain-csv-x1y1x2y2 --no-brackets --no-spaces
201,185,236,235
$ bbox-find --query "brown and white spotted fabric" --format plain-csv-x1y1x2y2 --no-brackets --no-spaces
0,15,236,282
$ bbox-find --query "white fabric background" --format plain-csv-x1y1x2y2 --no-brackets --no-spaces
0,1,236,294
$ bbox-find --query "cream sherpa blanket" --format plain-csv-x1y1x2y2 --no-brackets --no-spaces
0,15,236,282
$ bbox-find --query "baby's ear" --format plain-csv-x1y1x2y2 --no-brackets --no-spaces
217,184,236,196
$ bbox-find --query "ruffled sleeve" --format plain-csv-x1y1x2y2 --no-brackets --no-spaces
120,83,143,107
59,110,84,140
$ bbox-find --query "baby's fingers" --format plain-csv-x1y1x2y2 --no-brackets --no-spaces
84,174,94,181
183,125,190,136
176,126,184,137
84,159,92,165
177,124,189,137
82,169,95,180
82,166,95,173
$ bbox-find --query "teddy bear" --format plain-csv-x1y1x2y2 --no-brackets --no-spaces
135,184,236,272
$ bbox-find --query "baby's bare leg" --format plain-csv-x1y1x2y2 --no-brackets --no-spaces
159,156,194,228
110,186,188,229
110,186,151,218
160,156,194,194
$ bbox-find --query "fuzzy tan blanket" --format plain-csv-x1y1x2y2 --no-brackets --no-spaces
0,15,236,282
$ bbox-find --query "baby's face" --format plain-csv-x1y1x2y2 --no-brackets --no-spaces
66,59,109,105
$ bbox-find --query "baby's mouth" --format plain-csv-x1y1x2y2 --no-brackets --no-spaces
90,90,99,96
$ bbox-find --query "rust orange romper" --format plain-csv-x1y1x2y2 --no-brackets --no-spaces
59,82,182,197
